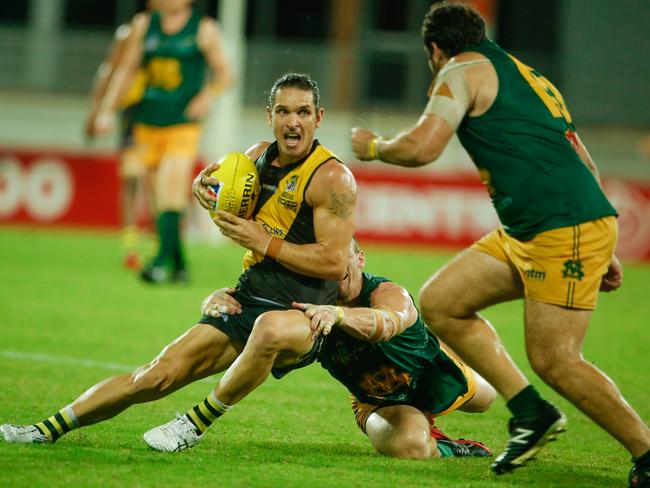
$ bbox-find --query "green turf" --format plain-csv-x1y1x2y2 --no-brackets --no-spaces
0,227,648,487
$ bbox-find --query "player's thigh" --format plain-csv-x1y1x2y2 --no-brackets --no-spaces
151,323,242,382
250,310,316,368
155,155,196,210
420,247,523,317
524,298,592,370
459,369,496,413
366,404,432,457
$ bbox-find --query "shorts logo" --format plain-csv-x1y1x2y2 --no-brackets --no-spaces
525,268,546,280
562,259,584,280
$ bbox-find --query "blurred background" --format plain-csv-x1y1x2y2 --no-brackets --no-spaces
1,0,649,258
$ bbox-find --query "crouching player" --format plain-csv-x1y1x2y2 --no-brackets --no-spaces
147,240,496,459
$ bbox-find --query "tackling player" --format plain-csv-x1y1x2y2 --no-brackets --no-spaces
146,239,497,459
350,3,650,486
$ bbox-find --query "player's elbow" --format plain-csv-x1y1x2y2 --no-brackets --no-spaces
321,250,347,280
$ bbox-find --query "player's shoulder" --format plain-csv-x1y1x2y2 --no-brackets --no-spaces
313,157,356,188
244,141,272,161
197,15,223,47
130,11,152,36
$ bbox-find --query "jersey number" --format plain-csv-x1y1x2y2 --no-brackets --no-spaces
509,55,572,125
146,57,182,91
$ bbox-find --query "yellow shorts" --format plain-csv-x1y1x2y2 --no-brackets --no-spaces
132,123,201,168
472,216,618,310
350,347,476,434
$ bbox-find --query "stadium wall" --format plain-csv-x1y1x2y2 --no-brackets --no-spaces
2,147,650,262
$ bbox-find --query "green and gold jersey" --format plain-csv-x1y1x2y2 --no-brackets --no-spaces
318,272,468,412
132,11,206,127
456,40,617,241
236,141,339,307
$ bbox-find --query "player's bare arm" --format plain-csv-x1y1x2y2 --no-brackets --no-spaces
85,24,131,138
351,54,494,167
94,13,149,133
570,131,624,291
293,281,418,340
214,159,356,280
351,115,455,167
185,18,233,120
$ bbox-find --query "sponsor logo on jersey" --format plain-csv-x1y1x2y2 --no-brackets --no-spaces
525,268,546,280
279,175,299,211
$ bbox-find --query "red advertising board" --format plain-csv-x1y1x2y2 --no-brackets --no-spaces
2,148,650,261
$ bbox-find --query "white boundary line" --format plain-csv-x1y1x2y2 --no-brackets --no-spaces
0,350,217,384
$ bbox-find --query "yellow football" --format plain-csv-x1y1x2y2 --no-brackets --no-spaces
207,152,260,220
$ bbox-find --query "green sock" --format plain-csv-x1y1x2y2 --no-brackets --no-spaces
506,385,546,422
185,392,232,435
634,449,650,469
152,211,179,268
34,405,79,441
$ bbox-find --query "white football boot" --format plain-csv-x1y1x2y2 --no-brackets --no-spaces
143,414,203,452
1,424,53,444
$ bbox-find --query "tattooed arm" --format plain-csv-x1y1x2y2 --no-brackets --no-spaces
269,159,357,280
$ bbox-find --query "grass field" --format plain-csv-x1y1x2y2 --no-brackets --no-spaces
0,227,648,488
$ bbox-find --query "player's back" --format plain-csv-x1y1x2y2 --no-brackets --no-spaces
457,40,616,240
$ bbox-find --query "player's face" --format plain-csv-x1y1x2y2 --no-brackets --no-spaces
158,0,192,13
267,87,324,165
338,246,364,303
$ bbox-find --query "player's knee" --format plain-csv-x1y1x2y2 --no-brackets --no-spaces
528,348,576,386
249,311,287,355
379,431,431,459
418,284,444,323
128,360,177,398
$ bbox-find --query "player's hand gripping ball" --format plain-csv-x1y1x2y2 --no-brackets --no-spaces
207,152,260,220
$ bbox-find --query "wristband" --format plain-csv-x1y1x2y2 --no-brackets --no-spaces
334,306,345,326
264,236,284,260
367,137,380,160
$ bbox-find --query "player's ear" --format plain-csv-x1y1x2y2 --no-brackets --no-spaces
357,250,365,269
315,107,324,128
266,107,272,126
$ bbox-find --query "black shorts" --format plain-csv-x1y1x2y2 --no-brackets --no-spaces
199,290,323,379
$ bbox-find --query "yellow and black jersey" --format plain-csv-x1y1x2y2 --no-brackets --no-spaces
236,140,340,307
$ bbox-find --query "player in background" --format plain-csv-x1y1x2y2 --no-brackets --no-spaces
84,1,156,271
147,239,496,459
95,0,233,283
0,74,357,453
350,3,650,486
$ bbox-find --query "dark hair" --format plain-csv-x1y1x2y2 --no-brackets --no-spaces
421,1,487,57
267,73,320,109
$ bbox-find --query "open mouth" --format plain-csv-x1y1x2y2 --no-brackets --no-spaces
284,133,301,148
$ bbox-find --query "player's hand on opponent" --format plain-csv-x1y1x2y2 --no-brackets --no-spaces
192,163,221,210
293,302,339,340
201,287,242,317
600,254,623,292
185,89,213,121
213,210,270,254
351,127,380,161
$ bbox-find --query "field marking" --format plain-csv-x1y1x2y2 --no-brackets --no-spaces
0,350,216,384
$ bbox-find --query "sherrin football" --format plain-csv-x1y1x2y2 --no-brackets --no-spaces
207,152,260,220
